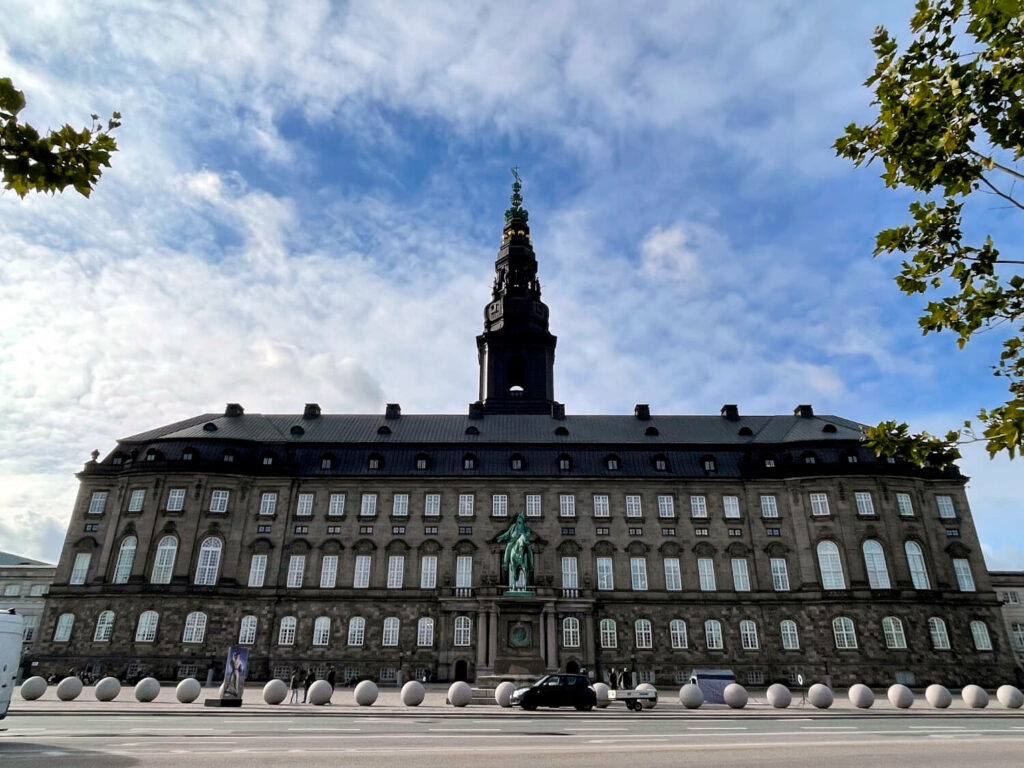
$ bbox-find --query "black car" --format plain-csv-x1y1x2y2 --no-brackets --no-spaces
511,674,596,711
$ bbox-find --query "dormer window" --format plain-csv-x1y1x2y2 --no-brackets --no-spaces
652,454,667,471
290,425,305,436
764,457,776,468
510,454,524,470
262,454,274,466
182,449,195,461
203,422,218,432
557,454,571,471
465,426,479,436
368,453,383,470
415,454,430,470
801,451,817,465
321,454,334,470
701,455,717,472
223,451,235,463
111,454,125,466
738,426,753,437
822,424,838,434
463,454,477,470
605,455,620,471
644,426,660,437
377,425,392,435
145,449,160,462
555,426,569,436
847,455,858,464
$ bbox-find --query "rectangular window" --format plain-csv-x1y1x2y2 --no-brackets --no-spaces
167,488,186,512
630,557,648,591
732,558,751,591
526,494,542,517
286,555,305,588
561,526,576,536
87,491,108,515
420,555,437,588
628,526,643,536
320,555,338,588
392,494,409,517
728,527,742,536
360,493,377,516
456,556,473,588
770,558,790,591
360,525,373,534
561,557,578,590
353,555,371,588
698,558,716,591
854,491,875,516
809,492,829,516
626,495,642,518
694,527,708,536
259,492,278,516
127,489,146,512
392,525,405,535
257,524,272,534
657,495,675,518
293,525,308,534
663,557,682,591
424,525,438,535
492,494,508,517
296,493,314,516
937,495,956,518
596,526,610,535
84,523,99,532
209,490,229,513
248,554,267,587
896,492,914,517
424,493,440,517
458,494,474,517
1012,622,1024,650
593,495,610,518
326,525,341,534
690,495,707,518
29,584,47,596
458,525,472,535
387,555,405,588
70,552,91,585
662,527,676,536
328,493,346,516
597,557,614,590
953,558,976,592
723,495,741,518
946,528,960,537
4,584,20,596
760,495,778,518
766,527,781,536
559,494,576,518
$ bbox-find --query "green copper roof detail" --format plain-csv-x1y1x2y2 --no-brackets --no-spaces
504,166,529,223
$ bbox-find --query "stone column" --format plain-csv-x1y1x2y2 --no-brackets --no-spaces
546,609,557,670
476,612,487,668
584,614,596,675
539,607,548,665
487,607,498,667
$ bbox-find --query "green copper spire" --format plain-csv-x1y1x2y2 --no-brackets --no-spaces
504,166,529,224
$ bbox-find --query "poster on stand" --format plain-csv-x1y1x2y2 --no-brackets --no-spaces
222,646,248,700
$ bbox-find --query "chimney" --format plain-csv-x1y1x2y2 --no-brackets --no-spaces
385,403,402,420
795,404,814,418
468,401,484,419
551,402,566,420
720,404,739,421
303,403,321,419
634,404,651,420
224,403,244,417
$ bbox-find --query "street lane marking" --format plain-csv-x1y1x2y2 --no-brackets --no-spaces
687,726,748,730
564,727,629,731
129,727,214,731
429,728,501,732
287,728,361,731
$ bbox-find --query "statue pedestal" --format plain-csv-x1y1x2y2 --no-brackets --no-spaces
491,594,547,677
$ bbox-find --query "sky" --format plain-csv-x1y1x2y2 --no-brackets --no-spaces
1,1,1021,569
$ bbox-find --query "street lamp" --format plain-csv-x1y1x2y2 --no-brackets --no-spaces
630,653,637,689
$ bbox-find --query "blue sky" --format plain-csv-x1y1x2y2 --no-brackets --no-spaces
1,0,1021,567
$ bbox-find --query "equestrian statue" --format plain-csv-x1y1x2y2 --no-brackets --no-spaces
497,512,534,591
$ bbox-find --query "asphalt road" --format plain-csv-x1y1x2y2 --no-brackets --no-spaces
4,710,1024,766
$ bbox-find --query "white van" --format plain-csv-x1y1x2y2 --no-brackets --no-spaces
1,610,25,720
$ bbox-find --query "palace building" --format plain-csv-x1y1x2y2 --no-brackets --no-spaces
33,180,1015,689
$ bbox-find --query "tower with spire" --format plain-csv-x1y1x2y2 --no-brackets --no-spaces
475,170,558,415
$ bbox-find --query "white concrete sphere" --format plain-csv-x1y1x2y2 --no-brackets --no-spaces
679,683,704,709
134,677,160,702
262,679,288,705
355,679,379,706
94,676,121,701
997,685,1024,709
448,681,472,707
56,676,83,701
807,683,833,709
766,683,791,709
636,682,657,709
962,684,989,708
307,679,333,705
887,684,914,709
20,676,47,700
723,683,748,709
176,677,201,704
847,684,874,709
592,682,610,709
402,680,426,706
494,681,516,707
925,684,952,709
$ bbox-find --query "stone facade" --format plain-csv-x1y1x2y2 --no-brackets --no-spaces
0,551,57,674
990,570,1024,682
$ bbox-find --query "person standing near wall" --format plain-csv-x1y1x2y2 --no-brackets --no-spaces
289,669,300,704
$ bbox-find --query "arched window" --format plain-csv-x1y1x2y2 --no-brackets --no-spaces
382,617,400,646
971,621,993,651
669,619,688,649
705,619,723,650
238,615,258,645
418,617,435,647
928,617,951,649
112,536,137,584
312,616,331,646
135,610,159,642
278,616,296,646
150,536,177,584
882,616,907,649
563,617,580,648
182,611,207,643
93,610,115,642
832,616,857,649
53,613,75,642
348,617,365,646
453,616,471,647
739,619,759,650
862,540,891,589
554,425,570,436
634,618,652,649
816,541,845,589
780,619,800,650
600,619,617,649
194,537,222,585
905,541,930,589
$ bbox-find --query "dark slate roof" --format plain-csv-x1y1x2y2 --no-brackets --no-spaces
0,551,53,567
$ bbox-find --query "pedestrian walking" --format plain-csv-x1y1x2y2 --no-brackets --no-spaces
289,669,300,704
617,668,627,690
608,667,618,690
303,668,315,703
327,666,336,703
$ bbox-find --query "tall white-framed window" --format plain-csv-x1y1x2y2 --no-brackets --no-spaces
525,494,542,517
456,555,473,588
296,493,314,516
731,558,750,591
194,538,222,585
882,616,907,649
634,618,653,649
739,619,759,650
705,619,723,650
93,611,115,642
929,617,951,649
658,495,675,518
312,616,331,646
561,557,579,589
492,494,508,517
600,618,617,648
559,494,576,517
953,558,976,592
259,492,278,516
760,495,779,518
780,619,800,650
53,613,74,642
854,491,875,516
166,488,186,512
630,557,648,591
597,557,614,590
347,616,365,646
182,611,207,643
862,540,891,589
248,553,267,587
151,536,177,584
70,552,91,585
593,495,610,518
896,492,914,516
424,493,441,517
1011,622,1024,650
420,555,437,588
669,619,688,649
458,494,474,517
817,540,845,589
770,558,790,591
238,615,258,645
387,555,405,589
392,493,409,517
905,541,930,589
286,555,305,588
127,489,146,512
563,617,581,648
936,495,957,519
320,554,338,588
112,537,137,584
453,615,471,646
809,493,830,516
136,610,159,642
353,555,372,588
360,493,377,516
832,616,857,649
626,495,642,518
418,617,435,646
328,493,346,516
723,495,741,518
663,558,682,591
382,617,400,646
278,616,296,646
88,491,108,515
209,490,229,513
690,495,707,518
697,557,716,591
971,620,992,650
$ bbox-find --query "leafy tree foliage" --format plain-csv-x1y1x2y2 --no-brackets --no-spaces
1,77,120,198
835,0,1023,466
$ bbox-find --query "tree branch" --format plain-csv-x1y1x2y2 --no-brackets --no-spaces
969,148,1024,183
978,174,1024,212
